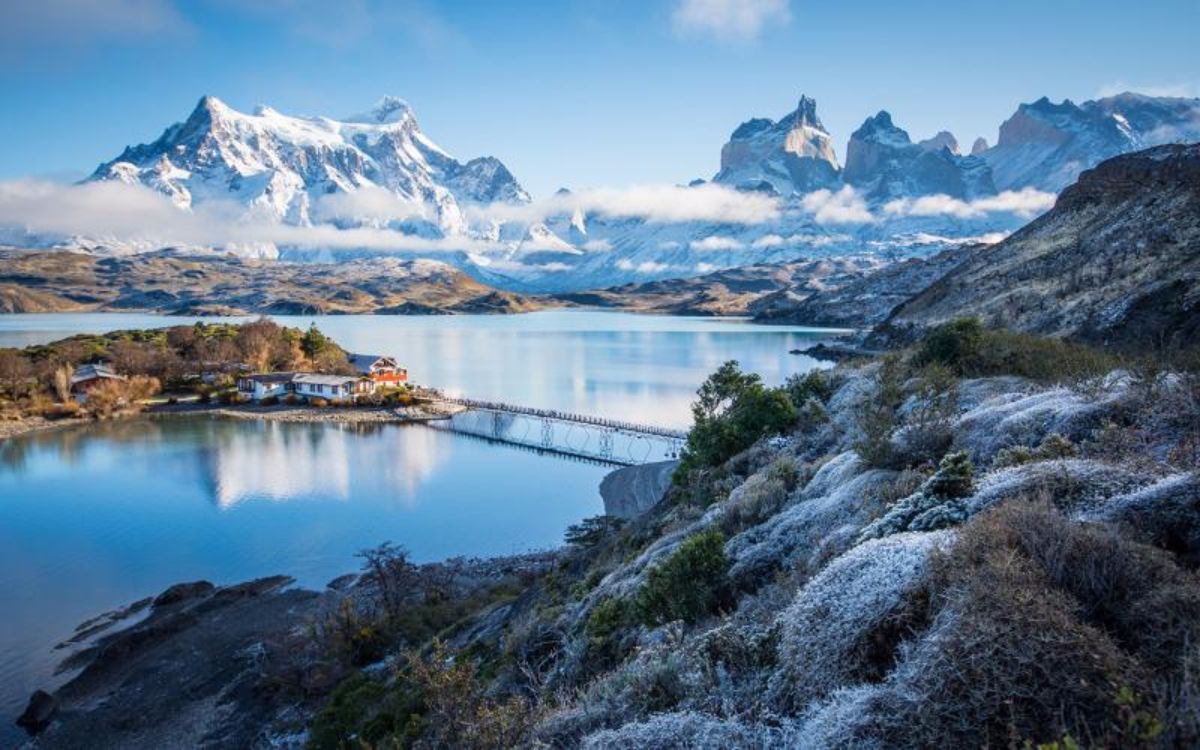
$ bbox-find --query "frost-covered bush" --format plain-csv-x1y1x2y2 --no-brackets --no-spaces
790,501,1200,748
768,531,949,712
635,530,729,626
853,356,905,469
581,711,793,749
720,473,789,535
725,454,893,589
955,380,1127,464
926,450,974,499
965,458,1153,516
993,432,1079,468
1086,472,1200,567
857,453,975,541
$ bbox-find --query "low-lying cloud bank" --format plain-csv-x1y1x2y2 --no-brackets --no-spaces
470,183,782,225
0,178,1054,257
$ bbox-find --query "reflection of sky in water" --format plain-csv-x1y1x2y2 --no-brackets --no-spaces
0,311,838,429
0,311,838,734
0,418,608,730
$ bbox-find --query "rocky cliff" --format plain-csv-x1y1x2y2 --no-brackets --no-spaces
878,144,1200,350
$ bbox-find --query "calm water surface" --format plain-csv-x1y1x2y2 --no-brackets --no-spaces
0,311,840,736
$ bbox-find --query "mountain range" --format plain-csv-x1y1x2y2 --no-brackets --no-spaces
9,91,1200,292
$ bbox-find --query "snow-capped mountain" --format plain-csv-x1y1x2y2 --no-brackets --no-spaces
90,95,529,237
980,93,1200,191
842,111,995,201
713,96,840,194
11,90,1198,293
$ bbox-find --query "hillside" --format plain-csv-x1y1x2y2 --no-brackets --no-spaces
875,144,1200,350
0,250,540,315
751,246,971,328
554,257,884,317
25,334,1200,748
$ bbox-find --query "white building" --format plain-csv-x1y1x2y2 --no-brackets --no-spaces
236,373,295,401
291,373,374,401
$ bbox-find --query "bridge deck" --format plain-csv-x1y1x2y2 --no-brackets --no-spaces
431,397,689,440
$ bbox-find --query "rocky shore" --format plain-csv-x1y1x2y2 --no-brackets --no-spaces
18,553,560,749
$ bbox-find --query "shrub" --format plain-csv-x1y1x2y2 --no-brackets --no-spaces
854,356,904,469
914,318,1115,382
896,363,958,466
722,474,789,534
994,432,1079,468
565,516,624,548
259,395,279,406
284,393,300,406
913,318,985,375
635,529,729,626
785,369,833,407
309,396,329,408
85,375,161,418
925,451,973,499
884,500,1200,748
677,362,796,479
584,598,633,669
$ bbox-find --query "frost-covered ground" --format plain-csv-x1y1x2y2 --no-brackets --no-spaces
507,360,1200,748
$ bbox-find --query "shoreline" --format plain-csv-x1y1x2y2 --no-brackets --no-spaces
0,400,469,442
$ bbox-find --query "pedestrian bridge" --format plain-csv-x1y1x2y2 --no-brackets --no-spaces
425,396,688,466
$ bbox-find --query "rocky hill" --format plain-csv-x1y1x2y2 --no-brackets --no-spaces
555,257,884,316
0,250,540,315
877,144,1200,350
752,246,972,328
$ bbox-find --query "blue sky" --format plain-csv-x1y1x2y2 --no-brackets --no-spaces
1,0,1197,197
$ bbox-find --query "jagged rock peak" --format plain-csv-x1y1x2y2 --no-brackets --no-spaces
790,95,821,128
971,137,989,155
918,131,960,154
348,95,414,125
854,111,911,144
715,93,841,194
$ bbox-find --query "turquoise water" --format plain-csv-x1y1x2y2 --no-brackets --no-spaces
0,311,839,735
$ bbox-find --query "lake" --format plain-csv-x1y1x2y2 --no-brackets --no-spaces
0,311,840,737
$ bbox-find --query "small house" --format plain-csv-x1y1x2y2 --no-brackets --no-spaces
291,373,374,401
237,373,295,401
348,353,407,385
71,363,125,401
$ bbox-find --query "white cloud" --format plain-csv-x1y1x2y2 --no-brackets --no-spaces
751,234,785,248
616,259,672,274
0,0,188,61
658,240,683,250
695,262,717,273
311,185,430,224
883,188,1055,220
1097,80,1200,99
581,239,613,251
472,182,780,226
0,179,489,254
690,236,744,251
671,0,790,42
799,186,875,224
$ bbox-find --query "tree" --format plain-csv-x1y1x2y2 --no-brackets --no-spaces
0,350,34,398
678,361,797,477
52,365,73,403
301,324,332,360
85,376,160,418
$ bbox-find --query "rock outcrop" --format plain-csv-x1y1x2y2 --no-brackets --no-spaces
879,144,1200,350
714,95,841,195
843,112,995,201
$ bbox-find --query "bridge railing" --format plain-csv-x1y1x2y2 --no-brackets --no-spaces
430,396,689,440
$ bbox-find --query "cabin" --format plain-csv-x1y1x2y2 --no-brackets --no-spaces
71,363,125,401
348,353,408,385
237,372,295,401
291,373,374,401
